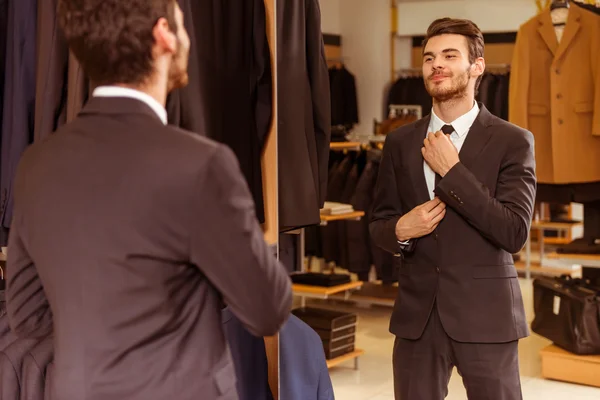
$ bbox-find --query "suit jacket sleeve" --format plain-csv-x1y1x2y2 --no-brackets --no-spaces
369,135,403,255
190,145,292,337
5,212,53,339
508,26,530,129
435,129,536,254
306,0,331,207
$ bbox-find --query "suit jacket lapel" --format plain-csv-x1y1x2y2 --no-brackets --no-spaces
407,116,431,205
537,10,559,55
459,104,494,170
554,6,582,63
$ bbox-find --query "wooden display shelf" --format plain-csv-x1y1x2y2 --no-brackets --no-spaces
326,348,365,370
293,281,363,297
292,281,363,308
543,237,572,245
531,220,582,230
320,211,365,224
330,142,362,151
541,344,600,388
545,252,600,268
514,260,580,278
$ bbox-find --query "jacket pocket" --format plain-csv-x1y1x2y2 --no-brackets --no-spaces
574,102,593,113
472,264,517,279
528,104,548,115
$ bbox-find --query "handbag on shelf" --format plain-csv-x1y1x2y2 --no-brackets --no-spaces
532,275,600,355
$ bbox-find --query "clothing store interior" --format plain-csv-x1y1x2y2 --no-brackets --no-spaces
1,0,600,399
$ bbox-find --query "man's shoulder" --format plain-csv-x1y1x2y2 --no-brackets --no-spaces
489,116,534,145
385,118,425,145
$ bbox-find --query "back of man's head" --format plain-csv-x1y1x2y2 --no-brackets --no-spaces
58,0,178,87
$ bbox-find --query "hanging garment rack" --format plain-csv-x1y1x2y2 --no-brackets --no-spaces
395,63,511,78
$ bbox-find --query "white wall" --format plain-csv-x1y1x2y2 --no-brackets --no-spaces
318,0,342,34
338,0,392,134
396,0,540,35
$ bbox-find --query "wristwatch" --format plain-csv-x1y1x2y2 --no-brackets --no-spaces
395,238,417,258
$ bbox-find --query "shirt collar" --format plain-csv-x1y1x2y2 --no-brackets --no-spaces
92,86,168,125
430,101,480,138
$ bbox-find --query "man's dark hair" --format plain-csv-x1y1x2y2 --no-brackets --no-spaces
58,0,178,86
422,18,485,94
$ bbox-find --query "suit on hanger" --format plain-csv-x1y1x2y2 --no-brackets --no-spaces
279,315,334,400
370,104,536,398
509,5,600,184
277,0,331,230
1,0,37,234
184,0,272,224
34,0,69,142
5,96,292,400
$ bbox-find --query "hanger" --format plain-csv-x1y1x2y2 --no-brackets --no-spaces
550,0,570,10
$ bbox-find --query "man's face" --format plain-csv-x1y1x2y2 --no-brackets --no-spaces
168,3,190,91
422,34,474,103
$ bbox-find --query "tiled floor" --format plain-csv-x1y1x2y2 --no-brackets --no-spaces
311,279,600,399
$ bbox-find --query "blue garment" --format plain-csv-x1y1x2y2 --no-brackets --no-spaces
280,314,335,400
222,307,273,400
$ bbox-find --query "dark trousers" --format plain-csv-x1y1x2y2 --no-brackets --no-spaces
393,304,522,400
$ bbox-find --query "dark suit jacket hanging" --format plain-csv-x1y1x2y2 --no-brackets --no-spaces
181,0,272,223
277,0,332,230
1,0,37,234
329,65,359,128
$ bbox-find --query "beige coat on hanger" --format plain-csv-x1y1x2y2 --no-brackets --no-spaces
509,5,600,184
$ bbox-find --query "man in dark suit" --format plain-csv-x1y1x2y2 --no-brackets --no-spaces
370,18,536,400
5,1,292,400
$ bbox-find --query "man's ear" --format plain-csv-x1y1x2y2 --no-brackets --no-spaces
153,17,177,54
471,57,485,78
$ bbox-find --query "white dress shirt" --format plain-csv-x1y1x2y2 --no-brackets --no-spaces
92,86,168,125
424,102,480,200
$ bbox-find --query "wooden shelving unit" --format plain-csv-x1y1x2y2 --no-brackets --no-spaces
292,281,363,308
329,142,362,151
326,349,365,370
320,211,365,225
545,252,600,268
541,345,600,388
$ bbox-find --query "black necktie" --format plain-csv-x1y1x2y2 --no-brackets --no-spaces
434,124,455,186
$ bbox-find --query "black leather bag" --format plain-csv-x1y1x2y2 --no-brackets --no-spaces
532,275,600,355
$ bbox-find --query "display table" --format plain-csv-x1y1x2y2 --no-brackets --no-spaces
545,252,600,268
524,220,583,279
540,344,600,388
326,348,365,370
292,281,363,308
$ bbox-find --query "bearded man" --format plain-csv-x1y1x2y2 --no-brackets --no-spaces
370,18,537,400
4,1,292,399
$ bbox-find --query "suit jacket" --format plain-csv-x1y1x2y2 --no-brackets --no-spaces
329,66,359,128
509,6,600,184
0,338,40,400
1,0,37,231
5,97,292,400
184,0,272,224
277,0,331,229
370,104,536,343
44,363,53,400
20,336,54,400
280,315,334,400
34,0,68,142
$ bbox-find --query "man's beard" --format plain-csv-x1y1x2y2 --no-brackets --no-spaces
167,39,189,92
424,67,470,103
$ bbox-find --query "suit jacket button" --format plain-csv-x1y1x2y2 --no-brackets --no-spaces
436,267,440,273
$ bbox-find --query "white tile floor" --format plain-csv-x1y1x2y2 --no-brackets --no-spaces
311,279,600,400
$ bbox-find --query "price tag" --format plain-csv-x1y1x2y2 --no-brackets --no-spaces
553,296,561,315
